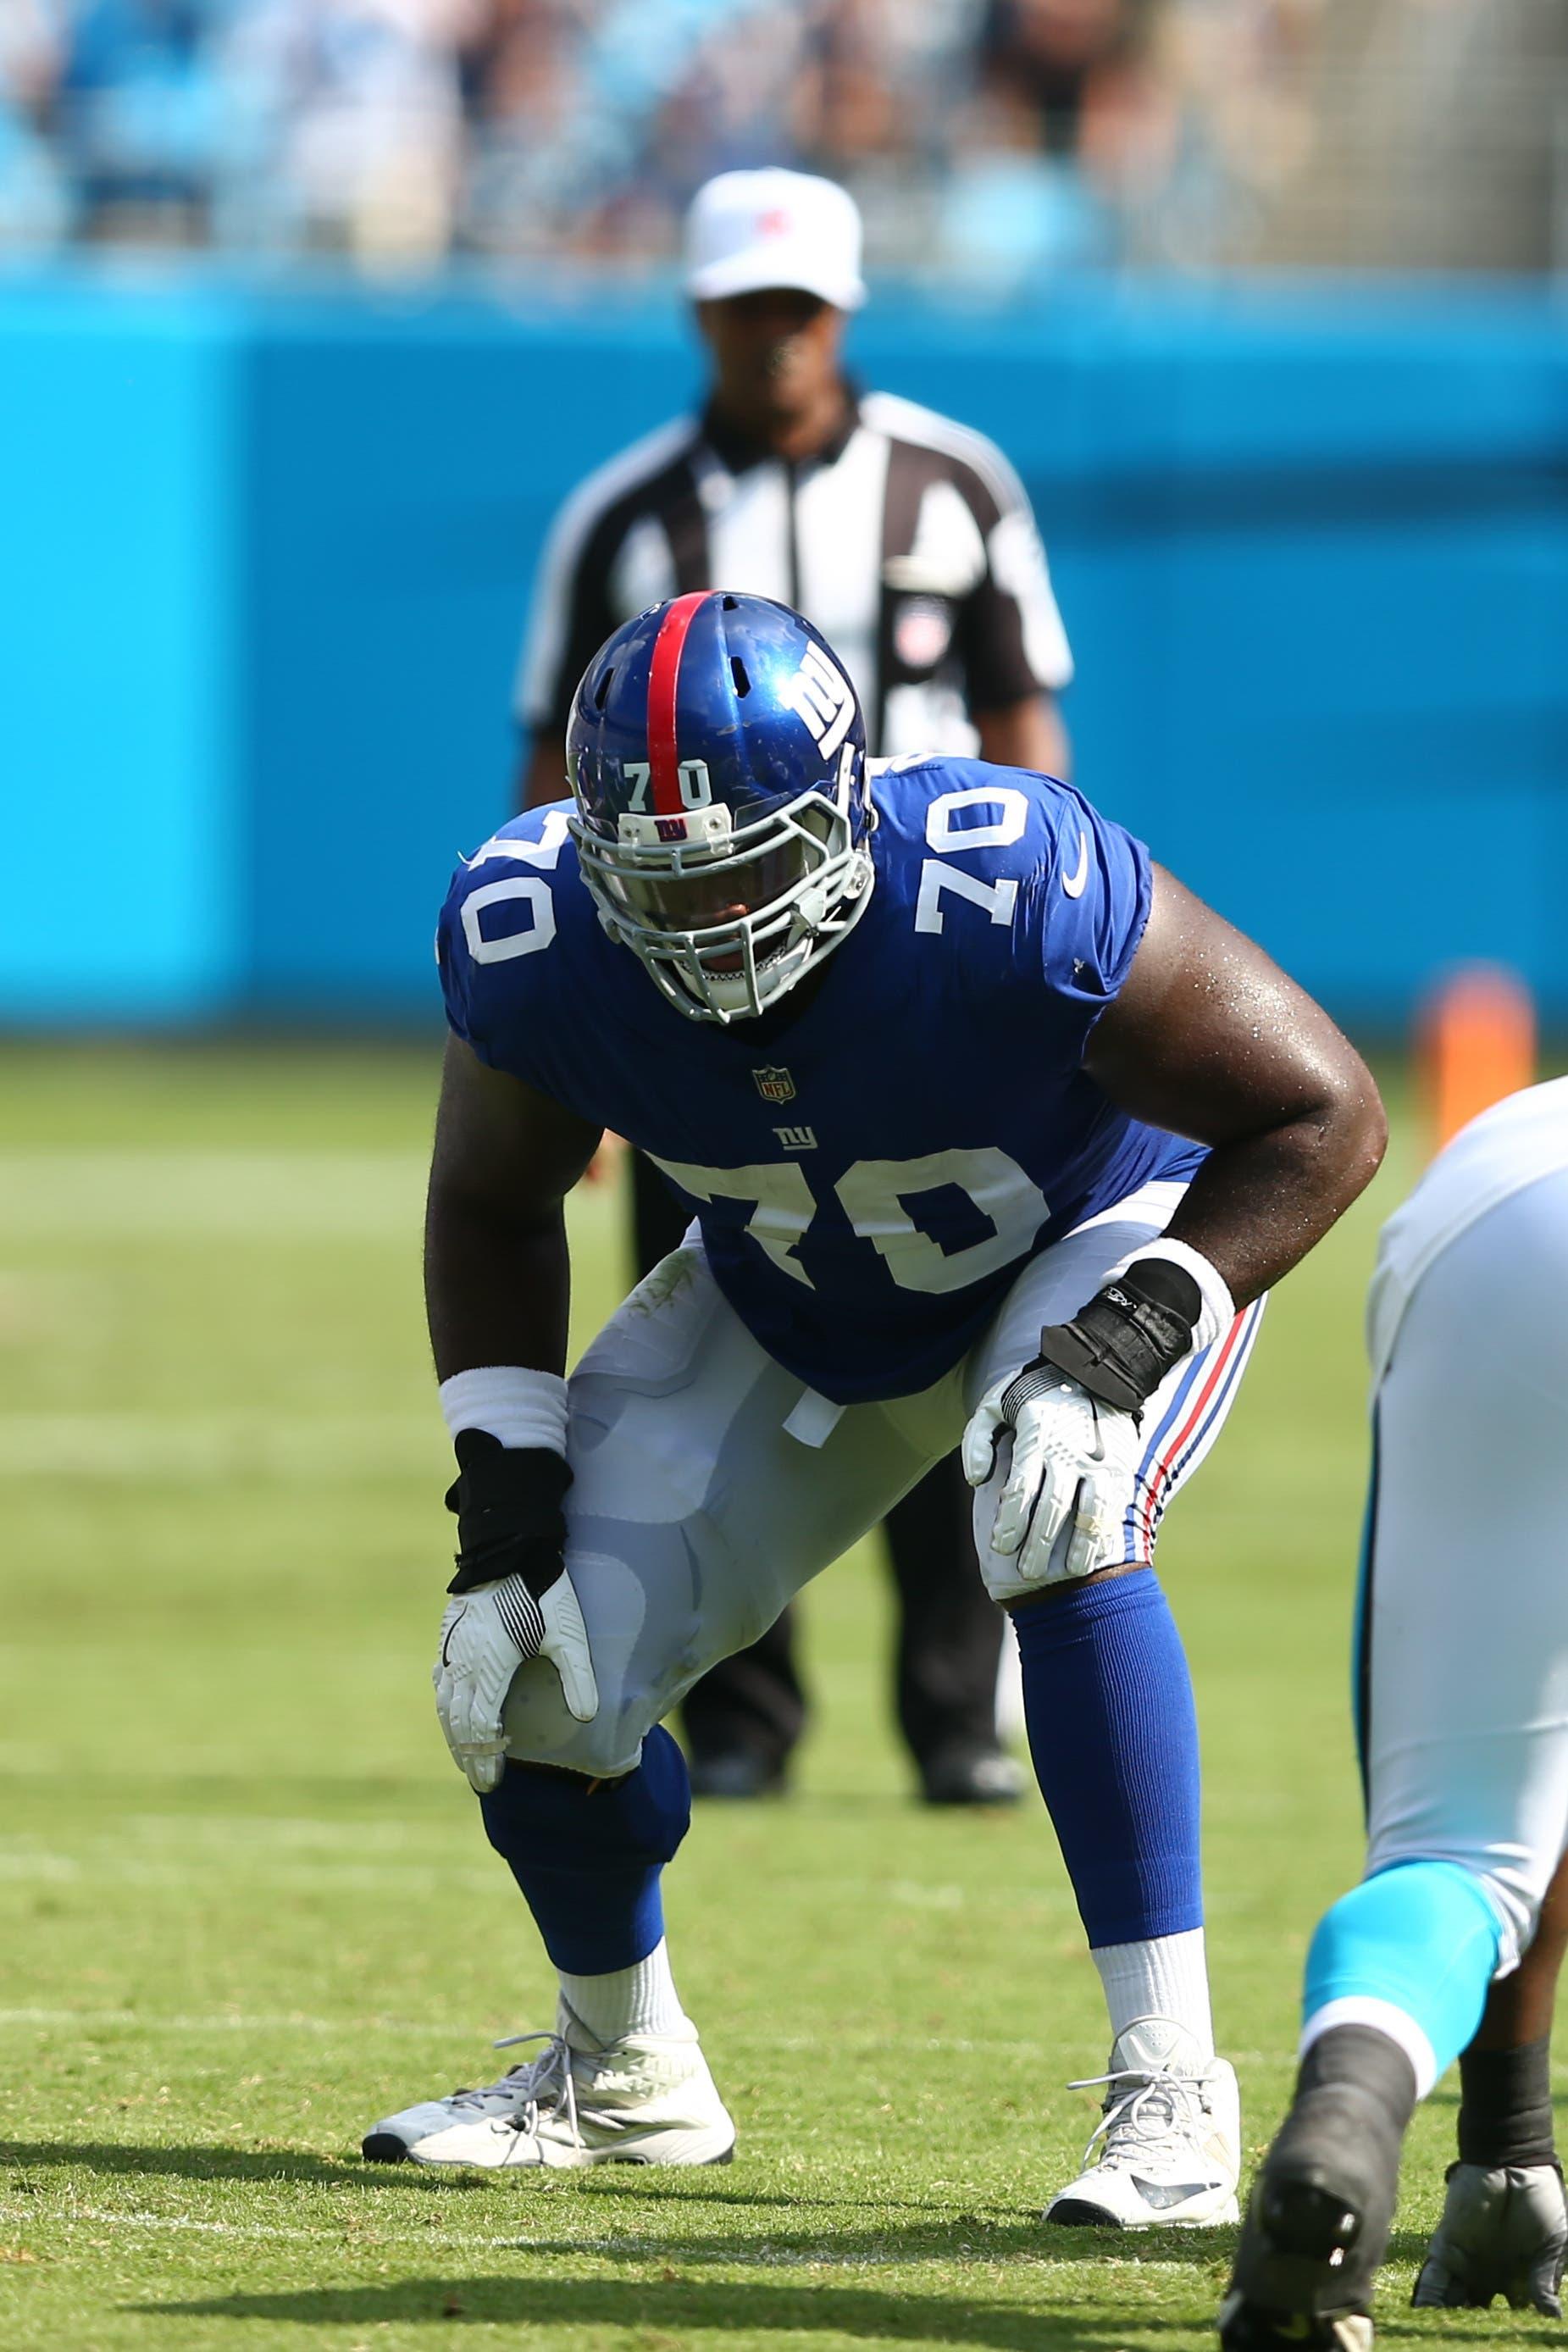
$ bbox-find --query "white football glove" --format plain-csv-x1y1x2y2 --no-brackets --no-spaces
961,1362,1144,1600
434,1571,598,1793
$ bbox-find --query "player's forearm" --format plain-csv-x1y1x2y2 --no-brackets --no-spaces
974,694,1068,778
1084,864,1386,1308
424,1192,571,1382
1159,1083,1387,1309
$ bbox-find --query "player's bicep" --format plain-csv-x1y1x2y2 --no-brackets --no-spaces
429,1035,601,1222
1083,863,1374,1145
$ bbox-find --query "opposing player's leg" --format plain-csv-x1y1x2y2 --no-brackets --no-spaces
966,1180,1266,2227
1412,1846,1568,2315
1220,1168,1568,2348
366,1238,954,2171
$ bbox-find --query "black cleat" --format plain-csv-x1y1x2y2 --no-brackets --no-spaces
1217,2092,1404,2347
688,1750,788,1800
1411,2160,1567,2314
917,1744,1024,1807
1217,2023,1416,2351
1218,2172,1377,2348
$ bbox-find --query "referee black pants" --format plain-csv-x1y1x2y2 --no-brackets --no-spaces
629,1151,1006,1778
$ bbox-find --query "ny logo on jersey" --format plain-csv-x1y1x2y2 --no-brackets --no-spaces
752,1066,795,1104
780,645,856,759
773,1124,817,1151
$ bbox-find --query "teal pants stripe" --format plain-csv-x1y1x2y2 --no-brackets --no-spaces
1305,1859,1503,2084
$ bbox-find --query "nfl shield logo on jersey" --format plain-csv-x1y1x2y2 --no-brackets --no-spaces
894,596,953,673
752,1066,795,1105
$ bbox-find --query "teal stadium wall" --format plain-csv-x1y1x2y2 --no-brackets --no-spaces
3,271,1565,1028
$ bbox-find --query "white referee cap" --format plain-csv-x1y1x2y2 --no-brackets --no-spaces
683,169,867,312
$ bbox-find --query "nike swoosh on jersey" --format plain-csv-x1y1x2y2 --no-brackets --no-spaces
1061,831,1089,898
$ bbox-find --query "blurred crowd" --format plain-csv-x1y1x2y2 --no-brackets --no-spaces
0,0,1555,277
0,0,1316,273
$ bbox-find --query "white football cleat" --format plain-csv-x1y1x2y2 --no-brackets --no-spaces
362,2008,736,2172
1044,2016,1240,2228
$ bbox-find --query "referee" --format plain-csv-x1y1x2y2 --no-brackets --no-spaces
516,168,1074,1806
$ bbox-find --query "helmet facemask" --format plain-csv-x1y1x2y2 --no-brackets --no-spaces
572,759,874,1023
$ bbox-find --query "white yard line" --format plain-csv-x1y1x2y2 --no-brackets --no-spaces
0,1415,440,1479
0,1854,507,1894
0,2008,468,2034
0,2009,1300,2064
1,2206,1201,2272
12,2206,537,2252
0,1151,425,1240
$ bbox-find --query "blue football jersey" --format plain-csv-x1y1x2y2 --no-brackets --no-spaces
437,757,1203,1406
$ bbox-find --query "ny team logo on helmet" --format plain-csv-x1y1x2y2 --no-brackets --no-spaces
566,592,876,1023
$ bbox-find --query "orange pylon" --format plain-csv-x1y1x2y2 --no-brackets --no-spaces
1416,965,1537,1157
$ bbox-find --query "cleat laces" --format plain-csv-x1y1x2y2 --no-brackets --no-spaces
440,2030,581,2150
1069,2061,1211,2178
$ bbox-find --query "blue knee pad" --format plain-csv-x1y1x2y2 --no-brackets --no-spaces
1305,1859,1503,2086
479,1722,691,1977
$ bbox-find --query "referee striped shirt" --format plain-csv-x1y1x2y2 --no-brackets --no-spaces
516,389,1072,759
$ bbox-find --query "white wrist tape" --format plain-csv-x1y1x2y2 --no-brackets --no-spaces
439,1366,569,1459
1106,1237,1235,1357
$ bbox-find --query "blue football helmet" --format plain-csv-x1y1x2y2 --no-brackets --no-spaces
566,591,876,1022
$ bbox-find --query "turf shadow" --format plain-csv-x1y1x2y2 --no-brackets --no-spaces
443,2214,1487,2281
499,2219,1237,2269
540,2175,1017,2218
127,2269,1540,2346
128,2273,1223,2344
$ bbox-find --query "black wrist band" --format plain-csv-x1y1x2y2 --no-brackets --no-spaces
445,1428,573,1598
1034,1255,1203,1414
1457,2038,1560,2171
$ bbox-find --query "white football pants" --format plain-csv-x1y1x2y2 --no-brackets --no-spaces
1361,1165,1568,1972
501,1179,1262,1779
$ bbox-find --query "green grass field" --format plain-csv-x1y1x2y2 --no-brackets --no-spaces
0,1041,1551,2351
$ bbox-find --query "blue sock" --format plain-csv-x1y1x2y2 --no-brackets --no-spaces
478,1722,690,1978
1305,1860,1502,2087
1013,1567,1202,1948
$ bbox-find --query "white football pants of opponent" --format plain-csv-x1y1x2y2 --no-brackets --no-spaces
1302,1156,1568,2085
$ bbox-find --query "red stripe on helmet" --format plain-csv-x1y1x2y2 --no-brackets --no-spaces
645,591,709,816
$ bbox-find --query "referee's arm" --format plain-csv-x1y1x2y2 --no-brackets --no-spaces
514,490,620,810
956,447,1074,780
520,736,568,809
973,694,1068,779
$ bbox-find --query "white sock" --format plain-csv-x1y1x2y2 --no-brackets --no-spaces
557,1937,687,2044
1092,1928,1215,2061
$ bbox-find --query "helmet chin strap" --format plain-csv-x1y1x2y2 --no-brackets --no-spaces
707,935,814,1018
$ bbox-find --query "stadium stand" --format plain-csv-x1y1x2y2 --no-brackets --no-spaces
1,0,1561,273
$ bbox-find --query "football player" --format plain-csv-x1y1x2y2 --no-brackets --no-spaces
1219,1079,1568,2349
365,592,1385,2220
